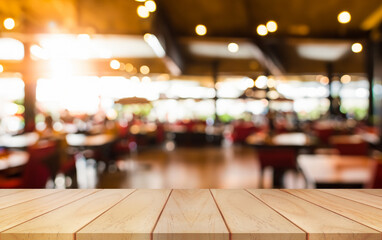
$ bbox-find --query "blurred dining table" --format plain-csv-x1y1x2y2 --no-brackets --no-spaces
298,154,373,188
246,132,317,188
65,133,116,147
0,132,39,149
0,150,29,172
246,132,317,150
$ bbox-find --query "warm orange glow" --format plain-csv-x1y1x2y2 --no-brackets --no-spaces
140,65,150,74
195,24,207,36
145,0,156,12
351,43,362,53
227,43,239,53
266,20,278,32
257,24,268,36
3,18,15,30
137,5,150,18
338,11,351,24
0,64,3,73
340,74,351,84
320,76,329,85
110,59,121,70
125,63,134,72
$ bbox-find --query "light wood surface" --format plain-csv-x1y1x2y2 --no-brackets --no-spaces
247,189,380,240
2,189,134,240
0,189,61,210
320,189,382,209
211,189,305,240
78,189,170,240
0,189,97,232
284,189,382,232
0,189,382,240
0,189,25,198
153,189,229,240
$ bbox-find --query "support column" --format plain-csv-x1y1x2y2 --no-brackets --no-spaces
22,42,37,132
366,40,375,126
326,62,334,115
212,61,219,124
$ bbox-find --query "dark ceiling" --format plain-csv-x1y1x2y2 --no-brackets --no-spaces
0,0,381,76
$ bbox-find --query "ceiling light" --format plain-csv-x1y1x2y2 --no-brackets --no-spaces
0,64,3,73
340,75,351,84
351,43,362,53
140,65,150,74
144,33,166,57
227,42,239,53
320,76,329,85
297,43,350,61
3,18,15,30
110,60,120,70
125,63,134,72
195,24,207,36
257,24,268,36
338,11,351,24
255,75,268,89
145,0,156,12
137,5,150,18
266,21,278,32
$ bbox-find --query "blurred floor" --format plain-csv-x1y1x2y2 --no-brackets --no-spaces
97,145,306,189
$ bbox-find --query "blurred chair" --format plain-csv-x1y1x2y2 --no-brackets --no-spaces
330,135,369,156
0,140,58,188
313,127,334,145
366,160,382,188
256,147,298,188
232,122,257,143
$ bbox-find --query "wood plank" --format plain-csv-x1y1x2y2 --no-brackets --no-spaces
153,189,229,240
77,189,171,240
0,189,26,198
319,189,382,209
247,189,380,240
356,189,382,197
0,189,62,210
285,189,382,232
211,189,305,240
0,189,98,232
2,189,135,240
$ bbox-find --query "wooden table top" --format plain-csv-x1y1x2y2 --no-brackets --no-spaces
0,189,382,240
298,154,373,186
246,132,315,147
0,151,29,171
0,133,39,148
65,133,116,147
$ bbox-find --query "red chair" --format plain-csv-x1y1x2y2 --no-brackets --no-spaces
330,135,369,156
256,147,298,188
0,140,57,188
367,160,382,188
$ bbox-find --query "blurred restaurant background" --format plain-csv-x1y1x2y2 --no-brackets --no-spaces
0,0,382,189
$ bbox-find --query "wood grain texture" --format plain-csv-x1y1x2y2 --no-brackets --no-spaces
211,189,305,240
153,189,229,240
0,189,25,198
77,189,171,240
0,189,97,232
247,189,380,240
357,189,382,197
285,189,382,232
2,189,134,240
320,189,382,209
0,189,62,210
